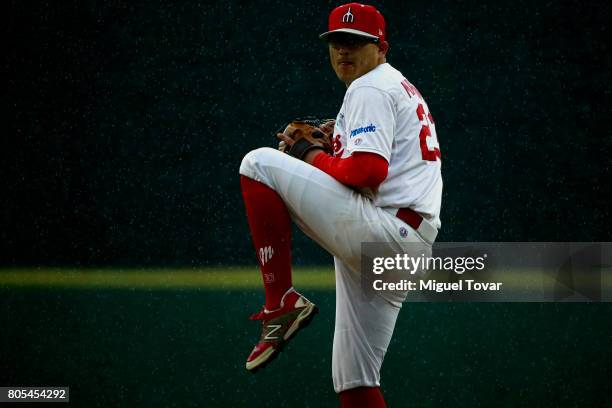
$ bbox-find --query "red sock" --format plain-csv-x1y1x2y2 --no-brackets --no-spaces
240,175,292,310
339,387,387,408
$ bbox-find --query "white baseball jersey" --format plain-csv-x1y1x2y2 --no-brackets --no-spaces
332,62,443,228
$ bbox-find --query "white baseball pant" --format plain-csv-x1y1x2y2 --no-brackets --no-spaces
240,148,436,393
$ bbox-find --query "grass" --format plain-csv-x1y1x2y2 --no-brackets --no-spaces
0,267,336,289
0,267,609,300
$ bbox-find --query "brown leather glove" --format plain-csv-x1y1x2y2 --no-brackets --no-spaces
275,118,335,160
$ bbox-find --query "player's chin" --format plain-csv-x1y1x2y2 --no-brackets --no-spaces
334,68,355,84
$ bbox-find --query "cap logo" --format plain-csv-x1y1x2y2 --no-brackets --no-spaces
342,7,354,23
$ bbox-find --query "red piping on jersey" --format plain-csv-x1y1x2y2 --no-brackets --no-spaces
312,151,388,190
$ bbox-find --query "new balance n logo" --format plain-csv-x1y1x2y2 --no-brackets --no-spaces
259,246,274,265
264,324,282,340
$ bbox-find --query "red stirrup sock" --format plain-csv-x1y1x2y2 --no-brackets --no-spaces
339,387,387,408
240,175,292,310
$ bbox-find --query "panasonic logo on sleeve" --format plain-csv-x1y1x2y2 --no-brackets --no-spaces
350,124,377,138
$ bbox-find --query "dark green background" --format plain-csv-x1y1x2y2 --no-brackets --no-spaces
2,290,611,407
5,0,610,265
3,1,611,407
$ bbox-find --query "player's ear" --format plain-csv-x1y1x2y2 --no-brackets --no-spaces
378,40,389,55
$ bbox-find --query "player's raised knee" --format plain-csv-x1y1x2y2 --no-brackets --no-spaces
239,147,283,177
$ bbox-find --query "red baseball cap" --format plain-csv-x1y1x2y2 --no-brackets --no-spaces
319,3,386,43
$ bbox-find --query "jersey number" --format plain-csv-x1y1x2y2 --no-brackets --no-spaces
416,103,441,162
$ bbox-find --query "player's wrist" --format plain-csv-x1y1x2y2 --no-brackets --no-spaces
288,138,324,162
304,148,325,165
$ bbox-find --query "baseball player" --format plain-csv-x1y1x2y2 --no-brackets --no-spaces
239,3,442,407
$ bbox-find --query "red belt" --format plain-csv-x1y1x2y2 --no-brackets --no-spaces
396,207,423,231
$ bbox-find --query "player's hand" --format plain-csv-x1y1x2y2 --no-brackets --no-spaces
276,132,294,151
318,120,335,136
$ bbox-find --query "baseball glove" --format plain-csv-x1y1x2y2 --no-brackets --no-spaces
275,117,335,160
